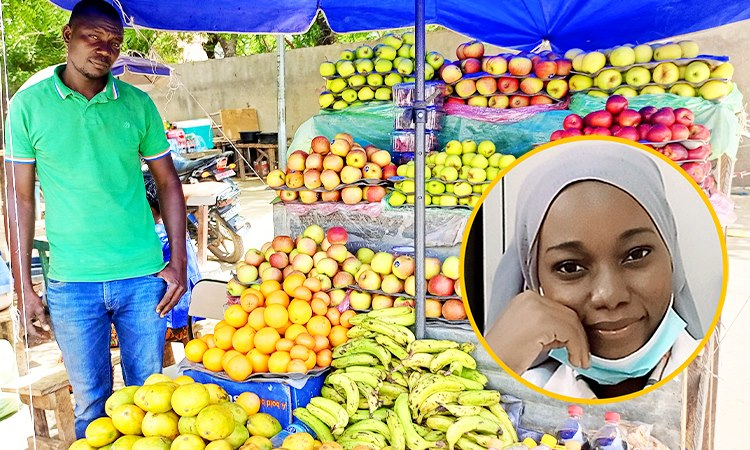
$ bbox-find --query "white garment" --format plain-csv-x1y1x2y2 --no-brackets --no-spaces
522,330,698,399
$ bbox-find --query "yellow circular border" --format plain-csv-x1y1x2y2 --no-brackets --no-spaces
458,135,729,405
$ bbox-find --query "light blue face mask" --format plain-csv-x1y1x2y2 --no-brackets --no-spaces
548,304,687,385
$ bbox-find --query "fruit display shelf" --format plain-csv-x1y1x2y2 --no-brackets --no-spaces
385,191,478,209
266,177,390,192
569,54,729,77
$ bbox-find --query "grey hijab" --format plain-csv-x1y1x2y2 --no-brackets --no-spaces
486,142,703,340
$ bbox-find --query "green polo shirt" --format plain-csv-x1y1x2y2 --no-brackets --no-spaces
5,65,170,282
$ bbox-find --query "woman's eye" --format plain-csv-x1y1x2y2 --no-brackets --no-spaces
555,262,584,274
625,247,651,262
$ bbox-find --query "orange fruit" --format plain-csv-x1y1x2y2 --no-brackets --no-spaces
232,326,256,354
240,290,264,313
259,280,282,298
266,291,290,308
248,307,267,331
236,392,261,416
312,291,331,304
248,348,270,373
253,327,281,354
283,272,306,297
311,298,329,316
287,359,308,373
275,338,295,352
275,320,292,336
184,339,208,363
213,324,237,350
222,349,243,369
304,350,318,370
264,304,289,329
313,335,330,352
328,325,349,347
289,344,310,362
306,316,332,337
325,308,341,327
295,333,316,351
302,277,322,293
288,299,313,325
224,304,249,328
339,310,357,328
268,351,292,373
202,347,226,372
214,320,230,331
202,334,216,349
316,349,332,367
225,354,253,381
284,323,308,341
292,286,312,302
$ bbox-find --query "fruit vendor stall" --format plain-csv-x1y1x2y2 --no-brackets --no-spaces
46,1,749,450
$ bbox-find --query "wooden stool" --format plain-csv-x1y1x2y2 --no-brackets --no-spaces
1,370,75,450
0,307,29,376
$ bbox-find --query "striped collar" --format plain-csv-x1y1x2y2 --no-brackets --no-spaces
52,64,119,101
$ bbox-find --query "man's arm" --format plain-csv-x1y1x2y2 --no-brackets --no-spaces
4,161,50,341
146,156,187,317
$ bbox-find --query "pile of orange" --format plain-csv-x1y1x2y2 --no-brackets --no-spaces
184,275,356,381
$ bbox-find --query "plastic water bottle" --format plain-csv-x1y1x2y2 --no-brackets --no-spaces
557,405,588,448
591,412,627,450
270,420,314,448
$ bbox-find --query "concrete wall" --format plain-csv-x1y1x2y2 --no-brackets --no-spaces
150,23,750,181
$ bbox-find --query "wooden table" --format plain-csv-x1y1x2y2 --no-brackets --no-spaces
214,141,277,180
182,182,231,267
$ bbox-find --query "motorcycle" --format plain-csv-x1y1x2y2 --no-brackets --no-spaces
145,150,250,263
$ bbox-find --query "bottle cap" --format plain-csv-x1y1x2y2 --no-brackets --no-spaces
568,405,583,417
523,437,539,447
540,434,558,446
605,411,621,422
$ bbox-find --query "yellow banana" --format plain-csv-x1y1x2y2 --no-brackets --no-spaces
293,407,335,443
417,391,462,422
333,338,392,367
309,397,349,434
386,409,406,450
409,375,467,418
359,318,415,346
331,354,380,368
442,403,484,417
456,437,486,450
488,403,518,443
429,349,477,374
340,431,388,449
446,374,485,391
394,393,445,450
457,390,502,407
446,415,502,450
387,370,408,388
408,339,461,354
380,381,409,400
326,372,360,417
321,385,346,404
400,352,436,370
459,367,489,387
345,365,387,381
376,334,410,360
342,419,391,441
414,423,446,442
425,415,453,432
305,402,340,431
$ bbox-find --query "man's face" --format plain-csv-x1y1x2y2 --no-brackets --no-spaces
63,14,123,80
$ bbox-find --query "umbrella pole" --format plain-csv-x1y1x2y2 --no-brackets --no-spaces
414,0,427,339
277,34,287,170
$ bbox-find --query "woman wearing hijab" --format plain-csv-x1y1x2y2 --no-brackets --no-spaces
485,142,707,399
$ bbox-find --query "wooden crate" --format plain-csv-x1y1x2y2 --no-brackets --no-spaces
219,109,259,142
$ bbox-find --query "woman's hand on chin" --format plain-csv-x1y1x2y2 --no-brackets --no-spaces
486,290,591,374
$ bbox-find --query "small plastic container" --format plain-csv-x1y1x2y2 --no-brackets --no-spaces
392,81,447,107
394,106,444,131
557,405,588,448
392,130,438,153
590,412,627,450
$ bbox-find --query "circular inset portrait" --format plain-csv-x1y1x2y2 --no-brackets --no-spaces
461,137,726,402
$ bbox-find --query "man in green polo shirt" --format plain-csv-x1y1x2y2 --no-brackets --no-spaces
4,0,187,438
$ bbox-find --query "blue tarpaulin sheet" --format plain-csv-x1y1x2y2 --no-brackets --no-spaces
49,0,750,52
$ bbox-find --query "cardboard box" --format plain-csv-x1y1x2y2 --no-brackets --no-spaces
182,368,326,428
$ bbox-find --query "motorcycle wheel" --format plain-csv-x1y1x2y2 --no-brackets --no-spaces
207,210,244,263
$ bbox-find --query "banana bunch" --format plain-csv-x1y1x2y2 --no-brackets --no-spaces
294,307,519,450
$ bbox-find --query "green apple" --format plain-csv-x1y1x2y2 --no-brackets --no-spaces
384,73,403,87
435,153,448,165
432,165,444,178
398,44,412,59
653,43,682,61
358,86,375,101
569,74,594,91
355,45,374,59
355,58,374,74
444,154,462,169
409,45,416,60
339,49,355,61
424,65,435,81
572,54,585,72
467,168,487,183
402,31,415,45
404,77,416,83
332,100,349,110
461,140,477,154
426,180,446,195
347,74,366,87
564,48,584,60
633,44,653,63
375,87,392,100
458,197,471,206
459,166,471,180
445,140,462,155
388,190,407,207
497,154,516,169
595,69,623,90
486,167,500,180
470,154,489,169
454,182,473,197
376,45,398,61
624,66,651,87
640,85,666,95
405,165,415,179
393,57,406,69
329,78,348,93
402,179,415,193
367,73,384,86
669,83,696,97
336,60,356,77
488,153,502,168
710,62,734,79
445,183,455,194
698,80,731,100
684,61,711,83
382,33,403,50
477,140,496,157
341,89,358,103
587,90,609,98
613,86,638,97
319,91,335,109
320,61,336,77
678,40,700,58
461,153,476,167
581,52,607,74
440,167,459,182
396,164,408,177
426,51,445,70
439,195,458,207
468,196,481,208
652,62,679,84
472,184,483,194
609,46,636,67
396,59,414,75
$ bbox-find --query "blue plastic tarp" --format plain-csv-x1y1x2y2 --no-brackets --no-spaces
111,55,170,77
49,0,750,52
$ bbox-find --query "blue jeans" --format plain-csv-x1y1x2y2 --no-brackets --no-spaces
46,274,168,438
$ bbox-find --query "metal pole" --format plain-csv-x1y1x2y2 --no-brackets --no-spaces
277,34,287,170
414,0,426,339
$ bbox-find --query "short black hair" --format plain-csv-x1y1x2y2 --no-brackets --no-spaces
69,0,123,28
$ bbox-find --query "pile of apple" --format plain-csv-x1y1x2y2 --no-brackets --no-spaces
388,140,516,208
439,40,571,108
347,253,468,322
550,95,713,184
318,31,445,110
266,133,396,205
566,40,734,100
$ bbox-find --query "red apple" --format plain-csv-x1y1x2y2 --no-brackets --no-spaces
327,226,348,245
639,106,658,123
530,95,553,105
584,110,613,128
311,136,331,154
661,143,689,161
533,60,558,79
670,123,690,141
591,127,612,136
614,126,640,141
582,126,593,135
637,124,652,140
617,109,642,127
650,107,676,127
605,95,629,115
646,124,672,142
427,274,455,296
441,64,463,84
562,129,583,138
508,57,533,76
688,124,711,141
287,150,308,172
460,58,482,74
497,77,520,94
456,43,467,60
321,190,341,202
674,108,695,127
363,185,387,203
509,95,530,108
463,41,485,59
610,124,622,135
563,114,583,130
555,58,572,76
550,130,565,141
382,164,398,179
680,161,711,183
445,97,466,105
687,143,712,160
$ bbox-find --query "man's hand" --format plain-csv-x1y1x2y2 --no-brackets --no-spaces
18,289,53,344
155,261,186,317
